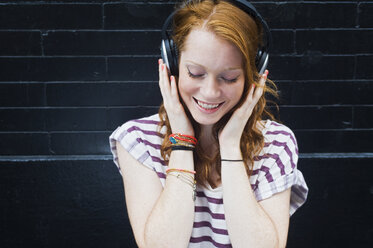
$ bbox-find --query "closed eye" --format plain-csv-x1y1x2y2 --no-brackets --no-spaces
222,77,239,83
187,70,204,79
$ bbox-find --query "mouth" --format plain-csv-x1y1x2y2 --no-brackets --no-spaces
193,97,225,111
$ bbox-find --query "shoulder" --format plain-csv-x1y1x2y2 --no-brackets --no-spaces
252,120,308,215
260,120,298,159
250,120,299,185
109,113,167,179
262,120,297,148
110,113,165,146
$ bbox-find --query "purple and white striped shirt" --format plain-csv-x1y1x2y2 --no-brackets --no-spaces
109,114,308,248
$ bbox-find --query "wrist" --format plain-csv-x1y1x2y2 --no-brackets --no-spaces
219,145,242,158
172,129,195,137
219,139,240,151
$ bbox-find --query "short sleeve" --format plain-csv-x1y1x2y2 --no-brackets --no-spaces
108,115,167,185
253,122,308,216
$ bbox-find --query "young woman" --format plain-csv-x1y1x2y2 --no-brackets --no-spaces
110,1,308,247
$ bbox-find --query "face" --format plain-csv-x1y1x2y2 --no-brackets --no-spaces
178,28,245,128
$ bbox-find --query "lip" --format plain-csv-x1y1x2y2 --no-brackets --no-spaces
193,97,224,114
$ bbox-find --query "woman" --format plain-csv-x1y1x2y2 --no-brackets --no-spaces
110,1,308,247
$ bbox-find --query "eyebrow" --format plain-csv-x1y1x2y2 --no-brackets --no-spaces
185,60,242,71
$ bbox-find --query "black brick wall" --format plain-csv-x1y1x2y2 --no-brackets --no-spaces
0,0,372,247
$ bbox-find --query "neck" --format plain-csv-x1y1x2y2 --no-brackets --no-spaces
199,124,217,148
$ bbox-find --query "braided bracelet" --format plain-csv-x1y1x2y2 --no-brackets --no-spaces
169,133,197,145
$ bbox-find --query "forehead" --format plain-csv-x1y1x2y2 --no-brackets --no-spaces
180,28,243,70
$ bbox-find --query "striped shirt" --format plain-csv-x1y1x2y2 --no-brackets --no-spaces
109,114,308,248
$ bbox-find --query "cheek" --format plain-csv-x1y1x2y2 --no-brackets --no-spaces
178,78,195,99
224,83,245,103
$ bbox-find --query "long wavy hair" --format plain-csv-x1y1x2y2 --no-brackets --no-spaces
158,0,279,188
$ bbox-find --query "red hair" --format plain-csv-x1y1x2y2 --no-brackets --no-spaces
158,0,278,188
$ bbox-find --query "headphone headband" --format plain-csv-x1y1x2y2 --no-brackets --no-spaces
161,0,272,76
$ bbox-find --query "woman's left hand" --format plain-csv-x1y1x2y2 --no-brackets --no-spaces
218,70,268,149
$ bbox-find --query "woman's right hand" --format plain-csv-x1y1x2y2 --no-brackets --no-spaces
158,59,194,136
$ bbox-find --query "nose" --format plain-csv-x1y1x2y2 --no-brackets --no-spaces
201,76,221,100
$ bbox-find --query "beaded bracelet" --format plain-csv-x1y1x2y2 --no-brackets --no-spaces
171,140,195,148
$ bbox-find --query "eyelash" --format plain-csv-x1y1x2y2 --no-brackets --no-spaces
187,70,202,79
187,70,238,83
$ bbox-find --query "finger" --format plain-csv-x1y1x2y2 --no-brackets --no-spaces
170,75,179,98
161,63,171,93
252,70,268,100
159,61,171,101
158,59,167,99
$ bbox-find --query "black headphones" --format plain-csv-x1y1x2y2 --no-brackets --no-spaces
161,0,272,77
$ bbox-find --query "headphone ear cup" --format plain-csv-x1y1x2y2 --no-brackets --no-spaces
169,39,179,76
256,48,269,75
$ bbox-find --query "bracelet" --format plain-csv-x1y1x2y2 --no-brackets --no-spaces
171,133,197,143
166,171,196,201
171,140,195,148
221,159,244,162
167,171,195,183
169,133,197,145
171,145,194,151
166,168,196,174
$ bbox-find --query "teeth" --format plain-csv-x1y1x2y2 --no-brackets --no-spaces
197,100,219,109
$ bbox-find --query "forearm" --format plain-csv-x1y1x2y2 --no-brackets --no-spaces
220,147,279,248
144,150,195,248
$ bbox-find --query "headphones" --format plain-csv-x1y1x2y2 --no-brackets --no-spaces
161,0,272,77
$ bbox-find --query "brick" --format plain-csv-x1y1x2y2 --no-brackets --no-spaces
0,83,45,107
359,3,373,28
107,57,159,81
0,109,46,131
277,81,373,105
44,31,162,56
296,30,373,55
0,133,50,155
46,82,161,107
0,159,134,247
269,55,355,80
288,157,373,247
295,130,373,153
0,31,41,56
356,55,373,79
0,4,102,29
104,3,174,29
271,30,294,55
278,106,353,130
50,131,111,155
45,108,107,131
107,107,159,130
257,3,356,29
0,57,106,81
354,106,373,128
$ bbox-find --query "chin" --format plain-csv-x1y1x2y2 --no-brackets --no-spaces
189,111,222,127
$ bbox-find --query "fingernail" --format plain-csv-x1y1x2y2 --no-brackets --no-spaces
252,84,255,89
158,59,161,65
265,70,269,76
161,64,165,70
170,76,174,81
